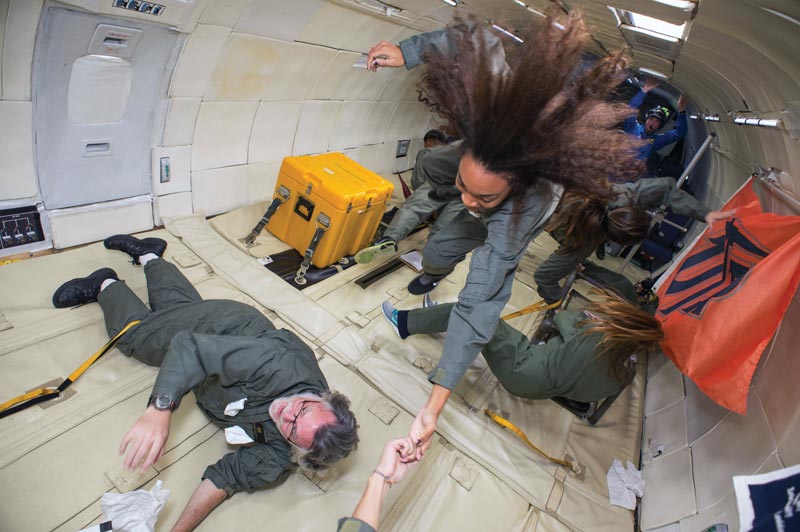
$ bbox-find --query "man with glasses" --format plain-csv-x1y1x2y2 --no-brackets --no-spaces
51,234,359,532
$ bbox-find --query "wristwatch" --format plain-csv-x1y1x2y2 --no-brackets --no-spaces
149,394,175,411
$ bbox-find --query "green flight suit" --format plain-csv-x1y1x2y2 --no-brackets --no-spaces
407,303,624,403
98,258,329,496
534,177,713,303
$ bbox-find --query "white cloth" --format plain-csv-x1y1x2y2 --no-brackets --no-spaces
607,458,645,510
224,397,247,416
101,480,170,532
224,425,255,445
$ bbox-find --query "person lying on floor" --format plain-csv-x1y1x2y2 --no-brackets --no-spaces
382,290,664,404
52,234,359,532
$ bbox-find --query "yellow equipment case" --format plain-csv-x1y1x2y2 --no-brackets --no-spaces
245,152,393,282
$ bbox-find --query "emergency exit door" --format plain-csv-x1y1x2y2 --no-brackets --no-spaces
34,6,179,209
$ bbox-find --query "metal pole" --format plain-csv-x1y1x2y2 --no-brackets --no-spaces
677,132,716,189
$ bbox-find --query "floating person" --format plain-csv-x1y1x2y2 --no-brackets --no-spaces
423,128,447,148
51,234,359,532
382,289,664,405
533,178,737,304
365,11,645,455
624,77,688,163
337,437,418,532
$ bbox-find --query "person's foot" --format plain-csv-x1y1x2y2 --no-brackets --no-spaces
354,238,397,264
407,273,443,295
381,300,401,338
52,268,119,308
104,235,167,264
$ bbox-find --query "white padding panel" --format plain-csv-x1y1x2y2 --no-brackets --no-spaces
644,361,685,416
297,3,372,50
198,0,250,27
261,42,336,101
293,100,342,156
356,64,398,101
354,143,383,173
169,25,231,98
380,141,398,176
153,192,192,227
67,56,132,124
152,146,191,196
340,15,407,54
2,0,41,100
308,51,366,101
0,102,37,200
248,101,303,164
192,102,258,171
384,101,420,141
163,98,201,147
641,448,696,529
409,105,435,138
379,68,422,102
360,101,399,145
48,197,153,249
191,165,248,216
205,34,289,102
246,161,282,205
691,393,776,510
642,400,687,465
233,0,325,42
329,101,372,151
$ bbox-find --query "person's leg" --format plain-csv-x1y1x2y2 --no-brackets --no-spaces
143,258,203,311
381,182,449,243
534,242,593,304
97,280,151,349
421,204,488,277
404,303,455,336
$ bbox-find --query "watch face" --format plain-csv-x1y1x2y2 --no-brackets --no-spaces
154,395,172,410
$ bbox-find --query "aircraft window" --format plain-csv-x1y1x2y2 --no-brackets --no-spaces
608,7,687,41
638,67,669,80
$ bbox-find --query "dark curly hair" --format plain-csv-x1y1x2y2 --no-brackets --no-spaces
416,10,645,212
293,391,359,471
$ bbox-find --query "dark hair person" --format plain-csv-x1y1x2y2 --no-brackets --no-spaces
365,9,645,456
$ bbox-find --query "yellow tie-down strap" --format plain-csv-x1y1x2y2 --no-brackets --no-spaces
501,299,561,321
485,409,580,473
0,320,141,419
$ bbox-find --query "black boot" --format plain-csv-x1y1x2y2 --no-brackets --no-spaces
52,268,119,308
104,235,167,264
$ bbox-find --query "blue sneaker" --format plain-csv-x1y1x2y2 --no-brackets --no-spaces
381,300,401,338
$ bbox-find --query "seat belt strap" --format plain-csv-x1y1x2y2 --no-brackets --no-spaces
0,319,141,419
501,299,561,321
484,408,579,472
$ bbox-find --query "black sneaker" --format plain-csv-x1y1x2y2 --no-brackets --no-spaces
104,235,167,264
595,241,606,261
407,273,443,295
52,268,119,308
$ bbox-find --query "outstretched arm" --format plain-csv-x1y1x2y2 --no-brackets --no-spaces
170,479,227,532
407,384,451,461
344,438,418,531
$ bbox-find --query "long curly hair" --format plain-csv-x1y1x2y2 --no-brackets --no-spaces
580,290,664,383
416,10,645,210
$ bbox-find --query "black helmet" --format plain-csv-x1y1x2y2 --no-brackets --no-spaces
645,106,669,124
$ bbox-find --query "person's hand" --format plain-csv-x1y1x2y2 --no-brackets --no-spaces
705,209,736,228
642,78,660,92
677,94,688,112
406,406,438,461
366,41,404,72
119,406,172,472
375,437,418,485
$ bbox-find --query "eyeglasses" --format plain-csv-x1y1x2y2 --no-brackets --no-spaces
287,400,315,446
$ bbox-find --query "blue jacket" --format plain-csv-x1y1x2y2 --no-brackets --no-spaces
624,89,687,160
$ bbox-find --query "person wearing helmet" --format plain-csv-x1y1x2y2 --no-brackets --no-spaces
624,78,688,161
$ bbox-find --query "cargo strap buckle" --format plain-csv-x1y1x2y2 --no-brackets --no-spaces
243,186,290,246
294,213,330,285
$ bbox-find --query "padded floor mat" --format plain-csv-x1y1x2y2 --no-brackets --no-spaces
0,207,650,531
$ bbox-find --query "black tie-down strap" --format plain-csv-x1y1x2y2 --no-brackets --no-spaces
244,186,290,245
294,214,330,285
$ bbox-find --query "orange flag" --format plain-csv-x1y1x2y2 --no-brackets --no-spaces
656,178,800,414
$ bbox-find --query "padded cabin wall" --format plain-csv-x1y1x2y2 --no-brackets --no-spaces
163,0,441,219
0,0,42,203
634,4,800,529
